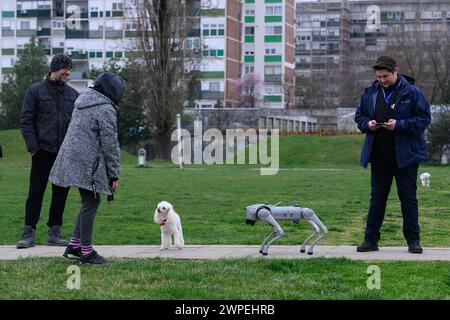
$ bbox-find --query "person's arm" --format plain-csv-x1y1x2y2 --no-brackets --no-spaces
355,95,377,133
394,91,431,136
20,87,40,153
98,105,120,181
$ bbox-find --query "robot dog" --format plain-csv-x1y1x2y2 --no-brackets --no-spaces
245,203,328,256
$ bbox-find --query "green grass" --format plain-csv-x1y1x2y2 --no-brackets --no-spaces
0,257,449,299
1,129,449,299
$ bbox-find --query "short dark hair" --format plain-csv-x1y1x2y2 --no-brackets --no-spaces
372,55,397,73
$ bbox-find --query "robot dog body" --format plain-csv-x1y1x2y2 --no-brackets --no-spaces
246,204,328,255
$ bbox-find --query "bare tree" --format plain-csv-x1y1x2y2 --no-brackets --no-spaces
125,0,202,159
385,25,450,104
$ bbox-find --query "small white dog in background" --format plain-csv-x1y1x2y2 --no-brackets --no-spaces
154,201,184,250
420,172,431,187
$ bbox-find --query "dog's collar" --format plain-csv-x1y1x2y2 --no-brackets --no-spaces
160,219,167,226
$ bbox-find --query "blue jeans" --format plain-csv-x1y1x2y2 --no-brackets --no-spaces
365,157,420,244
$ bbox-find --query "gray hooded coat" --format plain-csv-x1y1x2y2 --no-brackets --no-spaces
49,87,121,195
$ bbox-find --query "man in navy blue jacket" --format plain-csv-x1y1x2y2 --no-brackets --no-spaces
354,56,431,254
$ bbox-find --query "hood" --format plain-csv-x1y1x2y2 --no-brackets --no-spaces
75,88,117,110
92,72,127,106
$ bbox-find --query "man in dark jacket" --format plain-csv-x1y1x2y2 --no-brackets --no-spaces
354,56,431,254
18,54,79,249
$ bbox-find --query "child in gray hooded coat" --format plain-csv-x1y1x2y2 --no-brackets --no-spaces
50,72,126,264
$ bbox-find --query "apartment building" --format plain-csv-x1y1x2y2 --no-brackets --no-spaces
295,0,450,107
1,0,295,108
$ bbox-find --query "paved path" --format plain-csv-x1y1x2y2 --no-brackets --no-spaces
1,245,449,261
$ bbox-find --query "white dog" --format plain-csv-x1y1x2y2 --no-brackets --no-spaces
154,201,184,250
420,172,431,187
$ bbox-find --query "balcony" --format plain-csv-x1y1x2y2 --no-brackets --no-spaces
199,91,224,100
17,9,51,18
2,29,15,37
17,29,37,37
68,71,89,80
264,75,282,83
65,29,89,38
105,30,123,39
37,28,51,36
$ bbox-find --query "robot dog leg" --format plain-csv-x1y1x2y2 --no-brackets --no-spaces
246,204,328,256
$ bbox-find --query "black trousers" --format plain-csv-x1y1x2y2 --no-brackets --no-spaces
72,188,100,246
24,150,70,229
365,157,420,243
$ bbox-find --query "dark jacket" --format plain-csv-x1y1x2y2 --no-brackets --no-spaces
354,75,431,168
20,77,79,153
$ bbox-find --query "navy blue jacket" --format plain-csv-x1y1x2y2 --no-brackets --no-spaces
354,75,431,168
20,78,79,153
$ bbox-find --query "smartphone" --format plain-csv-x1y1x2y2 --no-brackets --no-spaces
375,122,386,126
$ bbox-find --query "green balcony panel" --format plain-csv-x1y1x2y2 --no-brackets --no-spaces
2,48,15,55
106,51,113,58
17,9,51,17
91,11,98,17
2,11,15,18
200,9,225,16
245,35,254,43
201,71,224,79
89,52,96,58
265,16,282,23
264,74,282,83
244,55,254,62
114,52,123,58
52,48,64,54
17,29,37,37
66,30,89,38
245,16,255,23
264,55,282,62
200,91,224,100
89,30,103,38
265,0,282,3
70,51,88,59
264,35,282,42
37,28,51,36
217,49,224,57
112,11,124,17
105,30,122,38
2,67,14,75
264,95,282,102
125,30,139,37
96,52,102,58
245,0,255,3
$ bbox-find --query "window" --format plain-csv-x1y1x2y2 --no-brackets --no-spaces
265,26,282,35
244,65,255,74
245,9,255,16
20,21,30,30
264,66,281,75
244,49,254,55
265,47,281,55
209,82,220,92
245,26,254,35
202,24,224,37
112,3,123,10
266,6,282,15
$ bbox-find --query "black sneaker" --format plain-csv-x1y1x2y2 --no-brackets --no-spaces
408,241,423,254
80,250,108,265
356,241,379,252
63,245,81,260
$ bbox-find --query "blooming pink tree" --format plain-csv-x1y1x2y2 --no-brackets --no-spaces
231,73,262,108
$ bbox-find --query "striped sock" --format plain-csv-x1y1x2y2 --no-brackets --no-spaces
81,245,94,257
69,236,81,249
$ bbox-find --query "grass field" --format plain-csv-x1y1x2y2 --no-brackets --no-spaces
0,129,449,299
